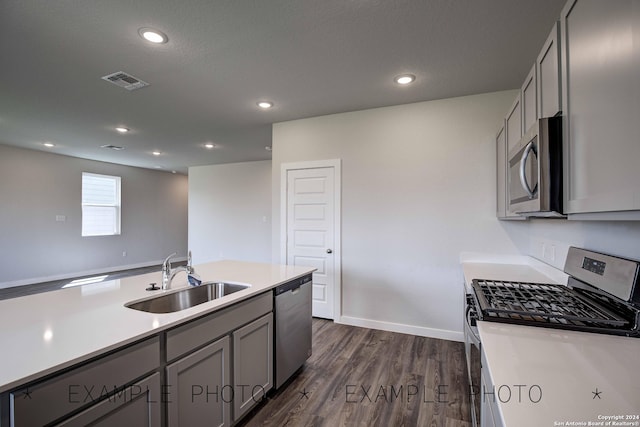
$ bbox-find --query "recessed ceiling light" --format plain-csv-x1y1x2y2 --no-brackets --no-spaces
138,28,168,44
257,101,273,109
152,151,162,156
115,127,129,133
171,170,177,174
154,165,163,169
43,142,55,148
204,143,216,149
394,74,416,85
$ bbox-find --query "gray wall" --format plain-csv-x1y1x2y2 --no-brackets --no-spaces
188,161,271,265
0,144,188,287
272,90,528,340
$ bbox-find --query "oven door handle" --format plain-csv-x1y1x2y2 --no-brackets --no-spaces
519,141,538,199
466,301,481,343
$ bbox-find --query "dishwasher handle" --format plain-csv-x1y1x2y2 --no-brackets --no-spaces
275,274,312,295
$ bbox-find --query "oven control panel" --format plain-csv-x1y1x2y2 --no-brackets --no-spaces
582,257,606,276
565,247,640,304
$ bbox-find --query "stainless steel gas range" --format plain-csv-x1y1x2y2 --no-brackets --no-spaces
463,247,640,427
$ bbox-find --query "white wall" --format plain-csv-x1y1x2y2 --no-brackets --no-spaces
0,144,188,287
527,219,640,269
272,90,528,341
188,161,272,265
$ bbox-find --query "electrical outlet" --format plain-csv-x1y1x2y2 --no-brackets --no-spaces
122,251,127,257
55,215,66,222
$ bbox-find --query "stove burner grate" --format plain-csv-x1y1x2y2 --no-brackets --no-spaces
471,280,628,327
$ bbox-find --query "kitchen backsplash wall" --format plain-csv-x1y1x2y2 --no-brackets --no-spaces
0,144,188,287
188,160,272,265
527,219,640,270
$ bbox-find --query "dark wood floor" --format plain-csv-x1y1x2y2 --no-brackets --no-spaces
240,319,471,427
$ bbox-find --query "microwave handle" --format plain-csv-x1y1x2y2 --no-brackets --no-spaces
519,141,538,199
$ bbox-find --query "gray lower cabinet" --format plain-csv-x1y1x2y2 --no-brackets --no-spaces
56,373,161,427
561,0,640,215
8,337,159,427
165,291,273,426
3,292,275,427
232,313,273,421
167,336,231,427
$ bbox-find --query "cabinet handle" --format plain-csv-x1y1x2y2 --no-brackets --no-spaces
519,141,538,199
326,249,333,254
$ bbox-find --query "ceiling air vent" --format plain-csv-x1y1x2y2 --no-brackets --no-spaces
100,144,125,150
101,71,149,91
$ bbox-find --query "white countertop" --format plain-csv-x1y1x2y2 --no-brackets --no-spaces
0,260,315,393
460,252,569,292
479,322,640,426
461,253,640,426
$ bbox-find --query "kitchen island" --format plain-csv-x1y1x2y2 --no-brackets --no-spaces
0,260,315,426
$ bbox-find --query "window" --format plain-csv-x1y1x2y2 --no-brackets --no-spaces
82,172,121,236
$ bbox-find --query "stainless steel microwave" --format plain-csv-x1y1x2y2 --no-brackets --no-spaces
508,116,564,217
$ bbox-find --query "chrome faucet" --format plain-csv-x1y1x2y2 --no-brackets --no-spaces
162,251,199,290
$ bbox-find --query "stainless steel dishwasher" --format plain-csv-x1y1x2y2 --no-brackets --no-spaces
274,274,313,389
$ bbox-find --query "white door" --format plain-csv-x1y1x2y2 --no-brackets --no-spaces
284,165,339,319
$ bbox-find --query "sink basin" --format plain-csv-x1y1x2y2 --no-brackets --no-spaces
125,282,250,313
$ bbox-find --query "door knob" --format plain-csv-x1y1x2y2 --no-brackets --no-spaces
326,249,333,254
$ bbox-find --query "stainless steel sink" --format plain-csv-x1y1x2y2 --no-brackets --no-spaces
125,282,250,313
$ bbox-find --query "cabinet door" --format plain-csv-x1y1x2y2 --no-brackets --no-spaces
537,22,561,118
9,337,159,426
496,123,508,219
232,313,273,421
505,95,522,154
167,336,231,427
561,0,640,214
521,64,537,133
56,373,161,427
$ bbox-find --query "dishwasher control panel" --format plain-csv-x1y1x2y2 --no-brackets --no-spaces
274,274,312,295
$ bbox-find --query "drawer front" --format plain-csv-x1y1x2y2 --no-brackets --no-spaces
56,373,161,427
166,292,272,362
10,336,159,427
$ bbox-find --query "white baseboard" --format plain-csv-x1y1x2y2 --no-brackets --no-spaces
337,315,464,342
0,257,187,289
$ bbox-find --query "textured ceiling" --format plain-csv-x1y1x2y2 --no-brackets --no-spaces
0,0,565,173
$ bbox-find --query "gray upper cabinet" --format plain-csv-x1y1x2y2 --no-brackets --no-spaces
537,22,562,118
521,64,538,133
496,122,524,220
561,0,640,215
505,95,522,154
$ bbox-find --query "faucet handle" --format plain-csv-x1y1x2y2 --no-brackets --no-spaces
187,250,195,274
162,252,177,272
